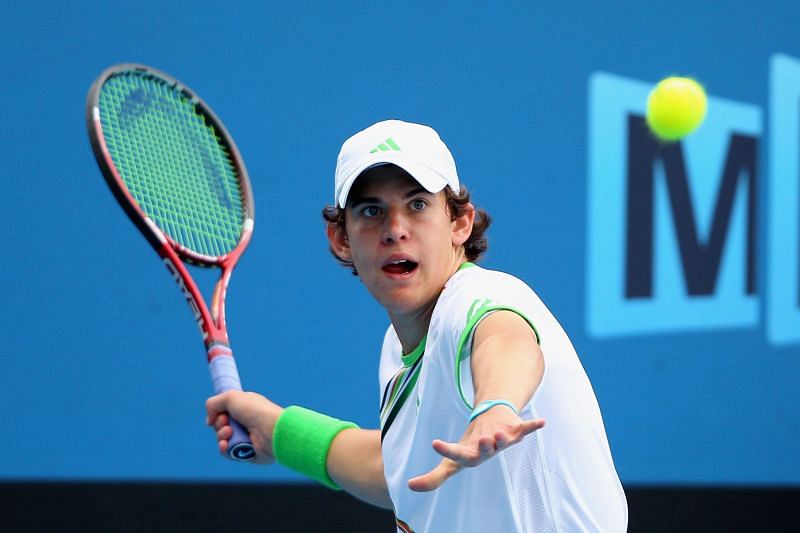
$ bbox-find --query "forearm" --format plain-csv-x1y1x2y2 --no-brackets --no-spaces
327,428,392,509
408,311,546,493
471,311,544,410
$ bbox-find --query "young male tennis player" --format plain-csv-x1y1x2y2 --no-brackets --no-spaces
207,120,628,532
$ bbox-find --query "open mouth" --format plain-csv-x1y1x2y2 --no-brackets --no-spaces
382,258,419,275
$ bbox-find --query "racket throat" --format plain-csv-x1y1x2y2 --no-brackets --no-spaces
162,256,226,344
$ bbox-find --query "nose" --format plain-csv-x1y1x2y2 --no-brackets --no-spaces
382,208,409,244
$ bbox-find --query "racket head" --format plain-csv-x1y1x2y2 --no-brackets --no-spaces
86,64,255,265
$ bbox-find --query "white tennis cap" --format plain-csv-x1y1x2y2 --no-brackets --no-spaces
334,119,460,208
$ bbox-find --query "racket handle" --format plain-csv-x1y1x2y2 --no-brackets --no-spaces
209,354,256,462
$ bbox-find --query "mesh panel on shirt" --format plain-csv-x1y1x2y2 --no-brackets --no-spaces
505,405,556,532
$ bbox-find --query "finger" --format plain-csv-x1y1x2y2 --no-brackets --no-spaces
213,413,230,432
435,436,498,465
481,419,546,456
500,418,546,445
477,435,495,455
517,418,546,436
216,425,233,442
431,439,479,464
495,430,509,449
205,393,226,418
206,391,239,421
407,459,460,492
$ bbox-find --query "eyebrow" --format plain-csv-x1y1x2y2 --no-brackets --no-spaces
348,186,430,208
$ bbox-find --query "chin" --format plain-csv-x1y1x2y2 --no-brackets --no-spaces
380,288,438,315
378,291,416,312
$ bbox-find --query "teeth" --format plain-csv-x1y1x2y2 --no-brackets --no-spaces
391,259,408,265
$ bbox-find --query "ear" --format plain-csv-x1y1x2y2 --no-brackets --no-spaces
326,222,352,262
451,202,475,247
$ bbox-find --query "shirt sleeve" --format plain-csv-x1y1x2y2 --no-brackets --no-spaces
437,269,541,411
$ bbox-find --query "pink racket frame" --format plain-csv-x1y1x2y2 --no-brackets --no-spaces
86,64,256,461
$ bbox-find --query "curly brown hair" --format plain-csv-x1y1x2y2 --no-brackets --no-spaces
322,185,491,275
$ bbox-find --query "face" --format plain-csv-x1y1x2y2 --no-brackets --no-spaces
328,165,474,318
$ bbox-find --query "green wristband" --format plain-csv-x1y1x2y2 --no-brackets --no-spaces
272,406,359,490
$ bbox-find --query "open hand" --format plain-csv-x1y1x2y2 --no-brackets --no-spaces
407,408,544,492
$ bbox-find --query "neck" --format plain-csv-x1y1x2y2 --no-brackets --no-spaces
388,301,437,355
389,256,469,354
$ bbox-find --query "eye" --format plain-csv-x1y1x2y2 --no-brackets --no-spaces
361,205,382,218
410,198,427,211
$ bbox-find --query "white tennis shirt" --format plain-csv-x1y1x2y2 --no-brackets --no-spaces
378,264,627,532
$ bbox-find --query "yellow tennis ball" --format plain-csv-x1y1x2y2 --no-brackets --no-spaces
646,77,707,141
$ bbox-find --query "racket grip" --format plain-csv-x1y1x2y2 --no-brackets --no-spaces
209,354,256,462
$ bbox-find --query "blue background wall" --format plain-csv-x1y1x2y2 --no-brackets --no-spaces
2,1,798,485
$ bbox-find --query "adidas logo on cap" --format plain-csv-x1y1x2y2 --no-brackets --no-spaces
369,138,402,154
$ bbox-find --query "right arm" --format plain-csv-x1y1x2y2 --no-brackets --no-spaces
206,391,392,509
327,428,392,508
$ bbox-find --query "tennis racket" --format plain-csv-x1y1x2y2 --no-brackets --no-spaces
86,64,256,461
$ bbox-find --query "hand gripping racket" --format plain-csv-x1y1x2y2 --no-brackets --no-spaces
87,64,256,461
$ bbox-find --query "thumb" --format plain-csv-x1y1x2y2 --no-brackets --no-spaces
407,459,460,492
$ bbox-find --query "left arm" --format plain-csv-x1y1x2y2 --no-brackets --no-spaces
408,310,545,491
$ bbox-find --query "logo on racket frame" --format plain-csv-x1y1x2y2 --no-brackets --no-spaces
164,257,208,341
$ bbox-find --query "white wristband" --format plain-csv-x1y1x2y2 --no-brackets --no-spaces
469,399,518,423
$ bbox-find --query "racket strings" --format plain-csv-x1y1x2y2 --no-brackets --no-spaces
122,77,241,255
99,71,245,257
116,98,238,255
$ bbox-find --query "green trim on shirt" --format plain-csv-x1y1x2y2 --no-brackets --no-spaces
454,300,541,410
401,335,426,367
380,357,423,442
